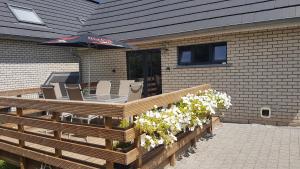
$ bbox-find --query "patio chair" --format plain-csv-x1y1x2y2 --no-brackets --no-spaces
41,85,56,100
41,85,57,117
43,84,72,120
118,80,135,97
50,82,62,99
41,85,73,136
48,83,73,122
123,82,143,124
40,85,56,120
65,84,84,101
95,80,111,96
127,82,143,102
65,84,99,130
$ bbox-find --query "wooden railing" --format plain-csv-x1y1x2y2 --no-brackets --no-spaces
0,84,211,169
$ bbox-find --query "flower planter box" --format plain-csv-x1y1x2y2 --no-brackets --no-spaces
111,122,211,169
140,122,212,169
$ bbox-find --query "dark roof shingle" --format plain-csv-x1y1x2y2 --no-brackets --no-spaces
80,0,300,41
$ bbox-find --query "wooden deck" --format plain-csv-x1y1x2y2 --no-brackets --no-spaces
0,133,106,166
0,84,212,169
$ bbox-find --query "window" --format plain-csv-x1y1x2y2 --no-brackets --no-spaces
178,42,227,65
8,5,44,25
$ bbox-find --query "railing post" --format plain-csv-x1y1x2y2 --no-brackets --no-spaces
134,131,142,168
16,95,26,169
207,115,213,134
191,137,197,147
52,112,62,157
133,114,143,169
167,104,176,167
169,154,176,167
105,116,114,169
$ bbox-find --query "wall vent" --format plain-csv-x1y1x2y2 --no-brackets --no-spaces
260,107,271,118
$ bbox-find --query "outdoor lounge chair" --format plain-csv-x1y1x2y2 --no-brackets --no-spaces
95,80,111,96
118,80,135,97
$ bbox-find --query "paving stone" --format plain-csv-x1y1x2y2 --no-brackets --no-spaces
172,123,300,169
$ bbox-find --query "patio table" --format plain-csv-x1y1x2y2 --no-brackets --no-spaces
59,94,128,103
84,94,127,103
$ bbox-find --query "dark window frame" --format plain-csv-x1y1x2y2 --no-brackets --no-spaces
177,42,227,66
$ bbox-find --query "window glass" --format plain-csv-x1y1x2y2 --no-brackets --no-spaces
180,51,192,64
214,45,227,61
9,5,44,24
194,45,210,63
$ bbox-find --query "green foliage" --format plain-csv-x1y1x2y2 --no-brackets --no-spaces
119,119,130,129
114,141,132,149
81,88,90,96
0,160,18,169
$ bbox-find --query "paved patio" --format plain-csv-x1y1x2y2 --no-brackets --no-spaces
168,123,300,169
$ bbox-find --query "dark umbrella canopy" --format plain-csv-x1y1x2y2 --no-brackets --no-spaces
41,33,135,94
41,33,134,49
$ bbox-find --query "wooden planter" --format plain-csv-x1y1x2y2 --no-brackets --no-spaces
140,122,212,169
112,121,212,169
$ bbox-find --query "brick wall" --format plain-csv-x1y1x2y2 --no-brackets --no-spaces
79,27,300,126
161,28,300,126
77,49,127,94
0,39,79,91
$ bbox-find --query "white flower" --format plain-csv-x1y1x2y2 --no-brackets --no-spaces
158,138,164,145
134,89,231,150
141,140,145,147
170,133,177,141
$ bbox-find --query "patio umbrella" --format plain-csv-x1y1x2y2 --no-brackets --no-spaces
41,33,134,93
41,33,133,49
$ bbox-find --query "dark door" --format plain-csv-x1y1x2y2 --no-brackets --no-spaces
126,49,162,97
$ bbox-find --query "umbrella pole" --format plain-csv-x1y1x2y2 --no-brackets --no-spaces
88,57,91,95
88,44,91,96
